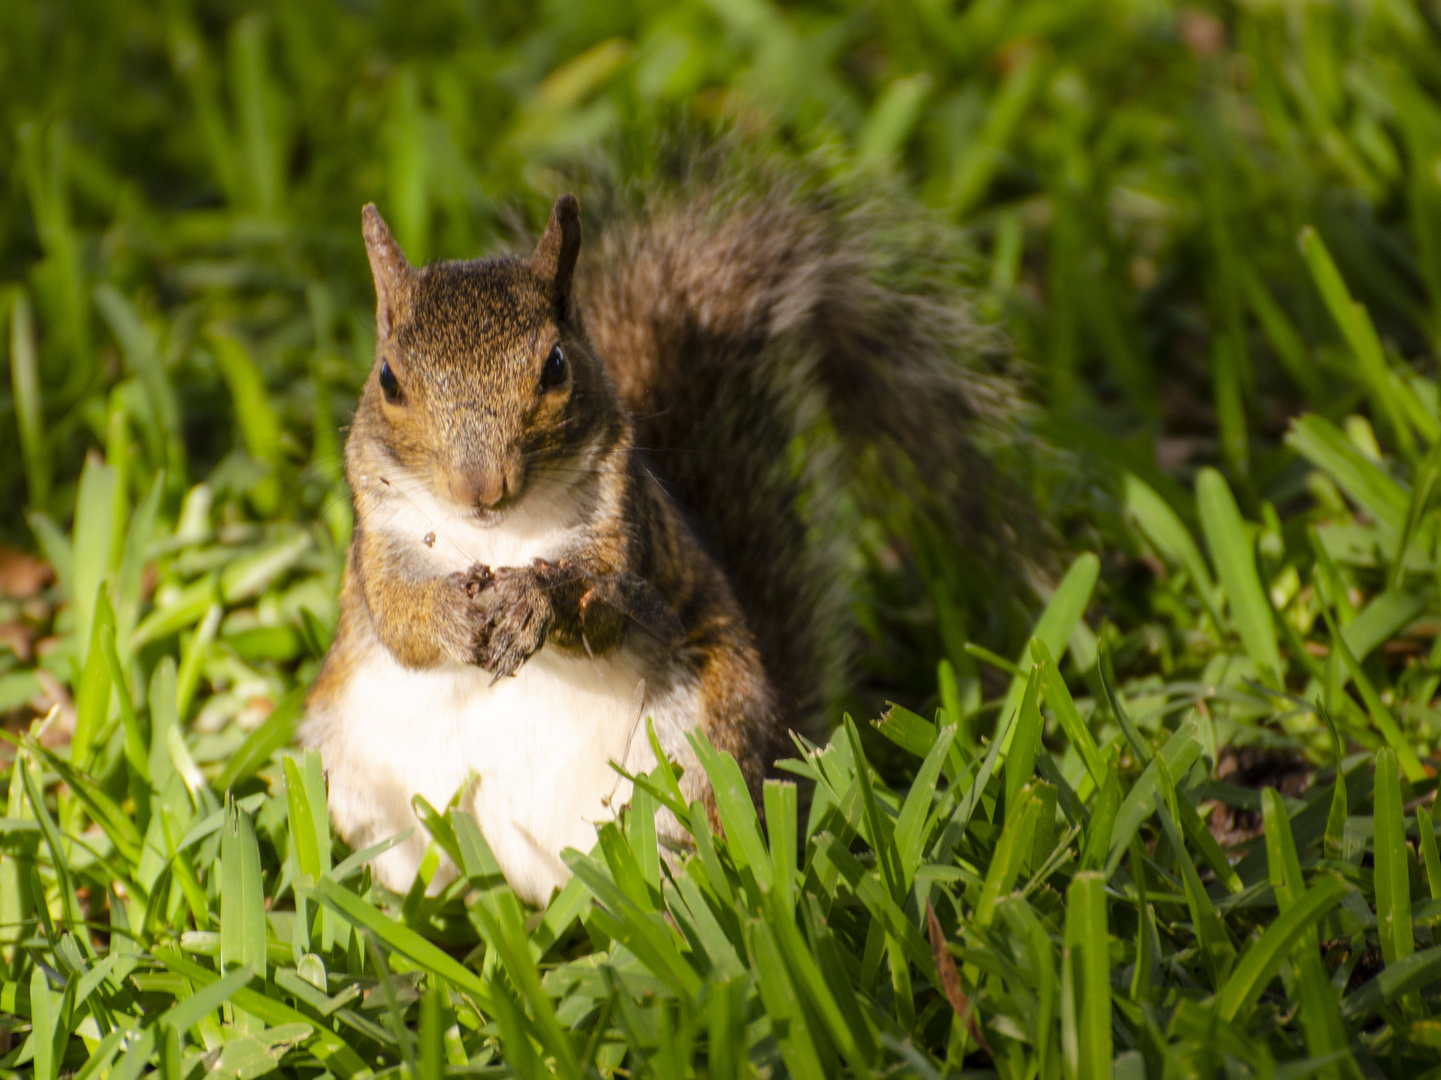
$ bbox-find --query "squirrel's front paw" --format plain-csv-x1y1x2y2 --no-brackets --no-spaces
475,566,553,678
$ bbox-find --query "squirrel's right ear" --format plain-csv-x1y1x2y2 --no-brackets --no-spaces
362,204,412,340
530,194,581,317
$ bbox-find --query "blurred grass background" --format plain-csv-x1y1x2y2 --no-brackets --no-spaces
4,0,1439,524
7,0,1441,1075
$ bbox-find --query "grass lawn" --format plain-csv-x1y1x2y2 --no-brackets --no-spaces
4,0,1441,1075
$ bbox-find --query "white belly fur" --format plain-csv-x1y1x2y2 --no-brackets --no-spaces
306,636,701,905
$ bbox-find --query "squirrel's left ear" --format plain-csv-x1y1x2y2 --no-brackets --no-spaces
531,194,581,317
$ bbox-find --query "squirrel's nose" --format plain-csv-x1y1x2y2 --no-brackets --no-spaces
449,471,506,509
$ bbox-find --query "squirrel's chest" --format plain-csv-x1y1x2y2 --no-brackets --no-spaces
308,636,699,904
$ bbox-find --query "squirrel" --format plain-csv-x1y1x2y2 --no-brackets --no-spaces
301,162,1035,905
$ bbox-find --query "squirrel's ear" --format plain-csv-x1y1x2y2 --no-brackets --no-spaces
362,203,412,340
530,194,581,316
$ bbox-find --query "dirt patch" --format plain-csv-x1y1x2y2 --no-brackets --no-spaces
1206,746,1314,849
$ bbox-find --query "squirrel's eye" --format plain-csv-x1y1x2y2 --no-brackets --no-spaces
540,345,567,390
379,360,402,403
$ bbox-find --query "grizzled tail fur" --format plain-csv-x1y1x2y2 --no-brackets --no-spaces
572,142,1046,747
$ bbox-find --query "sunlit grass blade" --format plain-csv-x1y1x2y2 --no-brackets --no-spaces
159,949,369,1078
1123,472,1224,627
997,552,1099,748
1079,759,1121,872
312,876,496,1010
688,729,772,894
1390,444,1440,591
1286,414,1408,534
1265,791,1349,1076
858,73,932,167
1064,871,1111,1080
1031,638,1105,786
895,724,954,879
1372,748,1415,969
160,963,252,1038
973,784,1040,929
1106,716,1204,873
18,752,92,957
844,715,905,901
469,894,584,1080
746,917,829,1080
284,755,322,880
221,797,268,1032
1004,665,1042,817
1196,467,1284,684
1161,753,1242,895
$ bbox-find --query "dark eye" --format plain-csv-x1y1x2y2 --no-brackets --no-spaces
379,360,402,403
540,345,567,390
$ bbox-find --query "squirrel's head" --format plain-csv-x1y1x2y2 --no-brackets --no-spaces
357,195,623,517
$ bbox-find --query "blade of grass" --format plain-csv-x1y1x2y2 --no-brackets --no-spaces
1372,748,1415,969
1123,473,1224,627
998,553,1099,750
1216,875,1347,1022
1319,605,1425,780
973,784,1040,929
1287,414,1408,534
1107,716,1205,873
1197,467,1284,684
1004,666,1042,818
1032,639,1105,786
158,950,368,1078
1390,444,1440,591
1299,226,1415,458
1262,789,1348,1076
311,876,497,1010
1418,805,1441,901
747,917,828,1080
688,729,772,893
896,724,955,880
468,894,583,1080
8,289,48,506
220,797,267,1031
1154,791,1236,987
1064,871,1111,1080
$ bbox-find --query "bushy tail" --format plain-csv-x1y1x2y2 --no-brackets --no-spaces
576,146,1046,736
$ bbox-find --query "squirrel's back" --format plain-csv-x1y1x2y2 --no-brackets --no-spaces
578,171,1037,738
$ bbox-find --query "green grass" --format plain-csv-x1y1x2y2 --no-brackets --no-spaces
5,0,1441,1075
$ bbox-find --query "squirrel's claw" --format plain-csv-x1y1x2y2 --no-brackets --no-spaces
461,563,494,597
473,566,553,679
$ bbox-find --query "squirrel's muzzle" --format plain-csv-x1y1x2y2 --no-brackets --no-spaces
446,460,525,511
448,470,506,509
